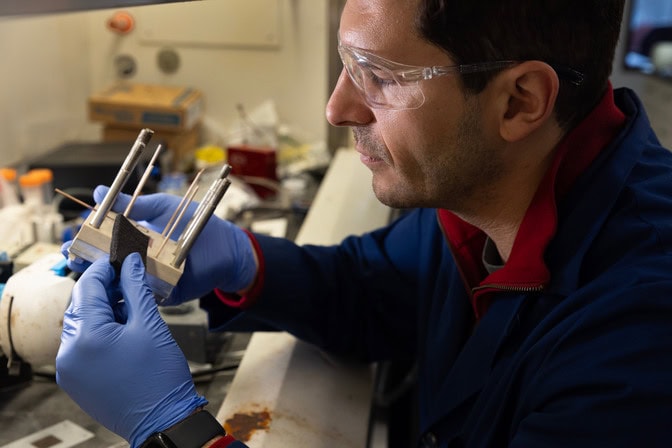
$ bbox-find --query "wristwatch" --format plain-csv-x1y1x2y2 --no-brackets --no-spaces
140,410,226,448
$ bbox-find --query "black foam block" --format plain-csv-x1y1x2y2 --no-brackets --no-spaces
109,214,150,275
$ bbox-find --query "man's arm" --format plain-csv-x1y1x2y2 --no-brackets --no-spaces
204,208,439,362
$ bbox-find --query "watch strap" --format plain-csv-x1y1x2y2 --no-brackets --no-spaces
145,410,226,448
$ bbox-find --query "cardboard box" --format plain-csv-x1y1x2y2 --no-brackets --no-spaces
103,124,201,171
89,82,204,132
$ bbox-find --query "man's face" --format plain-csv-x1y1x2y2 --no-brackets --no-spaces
326,0,505,212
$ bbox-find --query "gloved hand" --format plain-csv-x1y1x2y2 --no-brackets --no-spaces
56,254,208,448
63,185,258,305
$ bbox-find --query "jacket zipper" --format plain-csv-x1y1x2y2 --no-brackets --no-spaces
472,284,544,294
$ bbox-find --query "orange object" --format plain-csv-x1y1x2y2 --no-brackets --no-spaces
0,168,17,182
107,11,135,34
30,169,53,183
19,171,42,187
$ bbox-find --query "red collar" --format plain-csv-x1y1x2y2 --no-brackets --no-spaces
438,84,626,319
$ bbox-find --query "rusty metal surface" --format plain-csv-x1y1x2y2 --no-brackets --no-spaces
216,332,375,447
223,406,272,442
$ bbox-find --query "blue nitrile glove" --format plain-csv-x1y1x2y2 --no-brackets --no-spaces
61,240,91,272
56,254,208,448
63,185,258,305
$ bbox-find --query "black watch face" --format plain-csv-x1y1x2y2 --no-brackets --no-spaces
142,433,173,448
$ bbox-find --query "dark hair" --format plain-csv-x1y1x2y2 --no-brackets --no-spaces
416,0,625,129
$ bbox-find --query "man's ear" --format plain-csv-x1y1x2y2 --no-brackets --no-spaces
496,61,559,143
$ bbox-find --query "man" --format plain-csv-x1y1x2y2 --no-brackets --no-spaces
56,0,672,446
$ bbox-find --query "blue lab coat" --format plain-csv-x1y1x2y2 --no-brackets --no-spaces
204,88,672,447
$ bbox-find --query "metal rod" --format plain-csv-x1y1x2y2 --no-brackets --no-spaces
89,128,153,228
172,178,231,268
156,185,200,257
175,164,231,247
161,168,205,237
172,164,232,267
123,144,163,217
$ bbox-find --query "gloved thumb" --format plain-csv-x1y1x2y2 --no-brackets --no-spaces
119,253,163,329
95,184,181,226
67,257,118,323
94,185,141,216
93,185,132,216
93,185,112,204
62,240,91,273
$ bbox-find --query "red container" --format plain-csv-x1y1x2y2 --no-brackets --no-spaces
227,145,278,198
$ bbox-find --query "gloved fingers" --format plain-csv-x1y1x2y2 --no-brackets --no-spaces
61,240,91,273
69,257,118,323
129,193,198,230
92,185,109,203
93,185,162,221
119,253,165,328
93,185,132,215
95,184,192,229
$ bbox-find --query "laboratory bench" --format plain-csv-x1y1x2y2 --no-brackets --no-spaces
0,148,394,448
0,332,251,448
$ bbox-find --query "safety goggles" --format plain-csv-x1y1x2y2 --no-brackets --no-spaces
337,40,584,111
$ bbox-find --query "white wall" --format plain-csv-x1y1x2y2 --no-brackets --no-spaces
0,0,669,167
0,0,329,167
84,0,329,146
0,12,99,166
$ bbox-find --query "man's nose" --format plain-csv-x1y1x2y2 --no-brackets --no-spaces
326,69,375,127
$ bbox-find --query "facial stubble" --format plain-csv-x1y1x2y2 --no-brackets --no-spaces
354,102,505,212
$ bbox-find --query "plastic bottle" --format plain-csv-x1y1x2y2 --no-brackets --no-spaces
18,170,62,243
0,168,20,208
19,171,45,211
0,203,32,255
29,168,54,207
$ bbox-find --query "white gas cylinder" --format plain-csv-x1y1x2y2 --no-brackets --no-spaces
0,252,74,368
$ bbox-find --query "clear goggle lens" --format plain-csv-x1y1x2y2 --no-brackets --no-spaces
338,42,585,111
338,45,425,110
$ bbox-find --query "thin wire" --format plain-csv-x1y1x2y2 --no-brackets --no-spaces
161,168,205,237
156,185,199,257
54,188,94,210
124,144,163,217
54,188,120,223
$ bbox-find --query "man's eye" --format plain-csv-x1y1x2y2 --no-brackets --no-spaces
367,68,396,86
